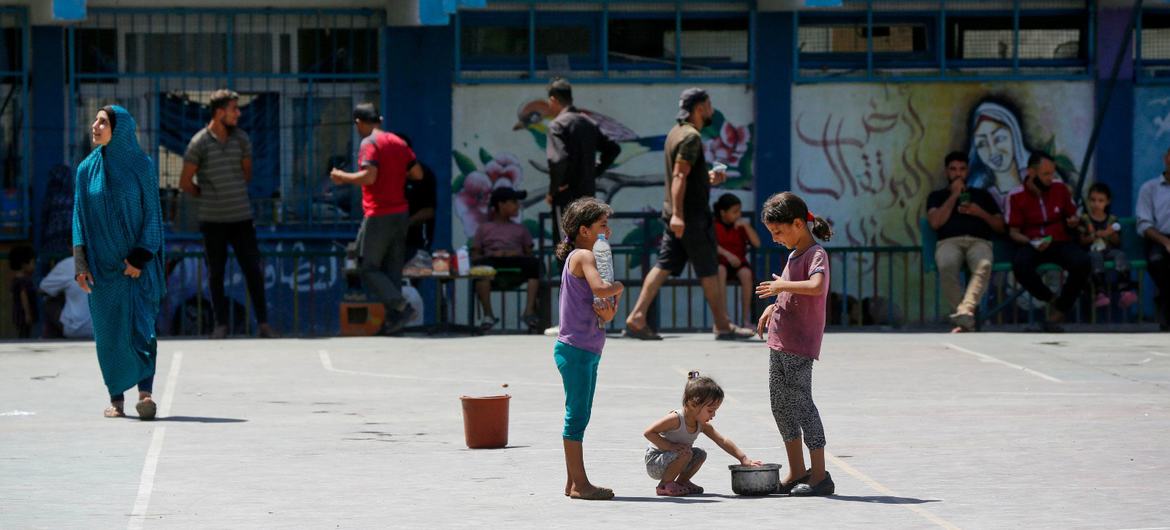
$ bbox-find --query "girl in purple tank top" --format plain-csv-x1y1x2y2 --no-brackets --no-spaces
754,192,837,497
553,198,624,501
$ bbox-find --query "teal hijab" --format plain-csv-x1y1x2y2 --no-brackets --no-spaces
72,105,166,397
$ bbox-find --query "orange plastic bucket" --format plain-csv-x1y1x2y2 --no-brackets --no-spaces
460,395,510,449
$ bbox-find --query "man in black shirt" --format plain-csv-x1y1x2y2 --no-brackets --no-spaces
545,78,621,243
396,133,436,260
926,151,1005,332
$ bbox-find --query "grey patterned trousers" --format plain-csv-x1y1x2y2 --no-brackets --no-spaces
769,349,826,450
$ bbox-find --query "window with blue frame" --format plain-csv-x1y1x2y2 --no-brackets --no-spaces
796,1,1091,82
457,4,752,81
459,11,529,70
1138,9,1170,82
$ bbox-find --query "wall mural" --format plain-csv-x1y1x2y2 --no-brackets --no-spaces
451,84,756,263
1133,87,1170,207
792,81,1094,248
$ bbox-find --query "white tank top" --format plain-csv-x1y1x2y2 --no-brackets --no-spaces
651,410,702,447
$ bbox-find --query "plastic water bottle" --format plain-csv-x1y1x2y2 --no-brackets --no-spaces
593,233,613,329
456,246,471,276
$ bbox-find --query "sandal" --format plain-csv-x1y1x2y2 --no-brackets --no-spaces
136,398,157,421
656,481,688,497
570,487,614,500
479,316,498,331
523,313,541,330
681,481,704,495
715,326,755,341
104,403,125,418
622,325,663,341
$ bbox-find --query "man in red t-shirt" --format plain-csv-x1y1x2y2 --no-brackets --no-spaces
331,103,423,334
1005,152,1090,331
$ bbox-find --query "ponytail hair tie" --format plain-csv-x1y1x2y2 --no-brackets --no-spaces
688,370,700,380
806,211,815,222
562,236,572,244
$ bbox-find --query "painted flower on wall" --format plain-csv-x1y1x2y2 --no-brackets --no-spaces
704,121,751,178
483,153,523,186
452,148,524,240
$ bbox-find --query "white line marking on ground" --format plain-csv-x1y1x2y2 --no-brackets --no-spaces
750,413,960,530
942,342,1062,383
128,351,183,530
1148,351,1170,358
825,452,962,530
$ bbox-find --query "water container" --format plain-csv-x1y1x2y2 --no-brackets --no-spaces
593,234,613,329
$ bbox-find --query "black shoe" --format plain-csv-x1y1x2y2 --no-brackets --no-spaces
378,305,416,336
790,472,834,497
776,472,810,494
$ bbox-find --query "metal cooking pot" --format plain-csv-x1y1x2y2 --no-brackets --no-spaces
728,463,782,496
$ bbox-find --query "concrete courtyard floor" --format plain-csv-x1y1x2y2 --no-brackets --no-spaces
2,332,1169,529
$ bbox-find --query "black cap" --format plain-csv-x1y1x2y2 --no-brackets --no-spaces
676,87,709,121
490,187,528,209
353,102,381,123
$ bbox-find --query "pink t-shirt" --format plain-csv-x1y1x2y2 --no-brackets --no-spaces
766,244,829,360
473,220,533,256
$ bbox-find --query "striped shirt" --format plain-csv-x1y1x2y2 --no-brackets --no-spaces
184,127,254,223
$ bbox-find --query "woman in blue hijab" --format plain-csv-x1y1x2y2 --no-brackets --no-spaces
72,105,166,420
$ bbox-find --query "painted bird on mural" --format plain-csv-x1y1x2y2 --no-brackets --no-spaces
511,99,666,165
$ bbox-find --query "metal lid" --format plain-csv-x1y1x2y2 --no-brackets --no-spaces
728,463,781,471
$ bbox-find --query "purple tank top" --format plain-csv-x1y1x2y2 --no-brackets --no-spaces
557,249,606,354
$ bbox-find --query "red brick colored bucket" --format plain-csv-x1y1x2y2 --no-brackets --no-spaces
460,395,510,449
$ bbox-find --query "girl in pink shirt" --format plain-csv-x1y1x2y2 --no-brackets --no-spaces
754,192,835,497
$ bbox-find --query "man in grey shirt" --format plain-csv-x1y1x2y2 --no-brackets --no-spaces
1136,146,1170,331
179,89,276,339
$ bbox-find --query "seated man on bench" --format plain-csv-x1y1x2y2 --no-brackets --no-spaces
472,187,542,332
1006,152,1090,332
926,151,1004,332
1137,148,1170,331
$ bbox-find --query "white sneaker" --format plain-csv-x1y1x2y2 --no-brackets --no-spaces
543,325,560,337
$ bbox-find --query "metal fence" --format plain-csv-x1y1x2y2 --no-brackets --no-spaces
65,8,385,236
459,211,1161,334
0,6,29,240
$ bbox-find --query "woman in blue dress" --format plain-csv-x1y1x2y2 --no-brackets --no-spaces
72,105,166,420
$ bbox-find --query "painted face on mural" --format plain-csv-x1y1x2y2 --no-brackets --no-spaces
973,118,1016,173
91,110,113,147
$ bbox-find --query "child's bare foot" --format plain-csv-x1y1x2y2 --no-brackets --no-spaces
570,484,614,500
564,477,572,497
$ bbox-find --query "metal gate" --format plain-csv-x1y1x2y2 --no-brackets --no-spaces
0,7,29,240
66,7,386,235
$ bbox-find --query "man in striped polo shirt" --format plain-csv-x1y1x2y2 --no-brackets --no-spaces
331,103,424,335
179,89,277,339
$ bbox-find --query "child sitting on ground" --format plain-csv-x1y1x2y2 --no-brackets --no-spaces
643,371,761,497
472,187,542,331
1078,183,1138,309
714,193,762,328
